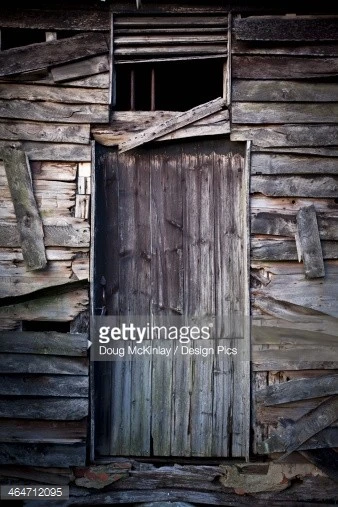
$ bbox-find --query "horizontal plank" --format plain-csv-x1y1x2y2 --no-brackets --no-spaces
30,162,77,182
251,195,338,214
251,238,338,261
0,83,109,104
0,9,110,30
0,287,88,322
231,125,338,146
0,223,90,248
0,100,109,123
0,33,108,77
251,147,338,157
0,419,86,444
0,398,88,420
0,120,90,144
0,141,91,161
251,175,338,198
258,427,338,454
232,56,338,79
233,80,338,102
256,375,338,405
232,40,338,57
51,55,109,83
115,35,227,45
64,73,109,89
0,331,87,356
233,102,338,124
115,45,227,57
252,324,338,346
234,17,338,41
252,347,338,370
115,16,227,27
0,442,86,467
116,54,226,64
0,375,88,397
0,354,88,375
251,153,338,175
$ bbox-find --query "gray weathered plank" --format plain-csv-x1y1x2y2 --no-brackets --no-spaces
119,97,226,153
251,238,338,261
251,147,338,157
0,83,109,104
0,354,88,375
233,80,338,102
231,125,338,147
0,331,88,356
51,55,109,83
0,141,91,161
0,99,109,123
64,73,109,89
252,347,338,371
232,56,338,79
233,102,338,124
115,16,227,27
1,146,46,270
251,153,338,175
0,419,86,444
251,176,338,198
115,34,227,45
251,212,338,240
297,205,325,278
0,9,110,30
0,375,88,397
232,39,338,56
0,398,88,420
258,427,338,454
257,375,338,405
0,120,90,144
115,45,227,57
0,33,108,77
0,443,86,467
0,223,90,248
234,17,338,41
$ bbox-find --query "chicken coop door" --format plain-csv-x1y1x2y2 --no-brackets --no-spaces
94,138,249,458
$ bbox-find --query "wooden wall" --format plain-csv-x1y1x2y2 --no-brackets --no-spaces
231,15,338,456
0,6,110,466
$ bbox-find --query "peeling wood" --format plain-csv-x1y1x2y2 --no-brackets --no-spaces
1,146,46,271
119,98,226,152
297,205,325,278
0,33,108,77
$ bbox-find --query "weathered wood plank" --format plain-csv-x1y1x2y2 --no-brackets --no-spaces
233,102,338,124
115,34,227,45
231,125,338,147
119,97,226,153
115,45,227,57
115,16,227,27
0,83,109,104
0,398,88,420
252,325,338,346
233,80,338,102
0,9,110,30
297,205,325,278
258,427,338,454
251,176,338,198
0,120,90,144
234,17,338,41
0,443,86,467
0,100,109,123
0,141,91,161
300,449,338,483
251,238,338,261
251,195,338,213
251,146,338,157
30,162,77,182
232,39,338,56
0,33,108,77
0,354,88,375
65,73,109,89
251,212,338,240
251,153,338,175
0,331,87,356
0,419,86,444
252,347,338,371
257,375,338,405
51,55,109,83
0,375,88,397
0,223,90,248
232,56,338,79
0,287,88,322
1,146,46,270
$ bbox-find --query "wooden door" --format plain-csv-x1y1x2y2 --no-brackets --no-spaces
94,138,249,458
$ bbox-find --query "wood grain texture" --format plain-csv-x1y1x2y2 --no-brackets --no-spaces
0,223,90,248
232,102,338,124
0,443,86,467
0,9,110,30
0,354,88,375
0,33,108,77
234,16,338,41
251,176,338,198
251,238,338,261
0,83,109,104
233,80,338,102
231,125,338,146
0,331,87,356
0,120,90,144
0,375,88,397
251,153,338,175
297,205,325,278
1,146,46,270
51,55,109,82
0,419,87,444
0,141,91,161
232,39,338,56
0,398,88,420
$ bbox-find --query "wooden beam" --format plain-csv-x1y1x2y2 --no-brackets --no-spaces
51,55,109,83
234,17,338,41
0,33,108,77
119,97,226,153
251,238,338,261
251,153,338,175
0,83,109,104
0,223,90,248
0,120,90,144
1,146,46,271
258,427,338,454
257,375,338,405
252,347,338,371
232,103,338,124
231,125,338,147
233,80,338,102
0,141,92,162
0,331,87,356
297,205,325,279
252,176,338,198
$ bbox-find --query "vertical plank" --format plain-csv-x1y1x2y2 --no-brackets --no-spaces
129,150,152,456
151,144,183,456
297,205,325,279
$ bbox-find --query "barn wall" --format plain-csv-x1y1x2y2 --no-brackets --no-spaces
0,6,110,466
231,15,338,455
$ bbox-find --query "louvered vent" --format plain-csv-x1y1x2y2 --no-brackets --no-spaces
114,15,228,64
